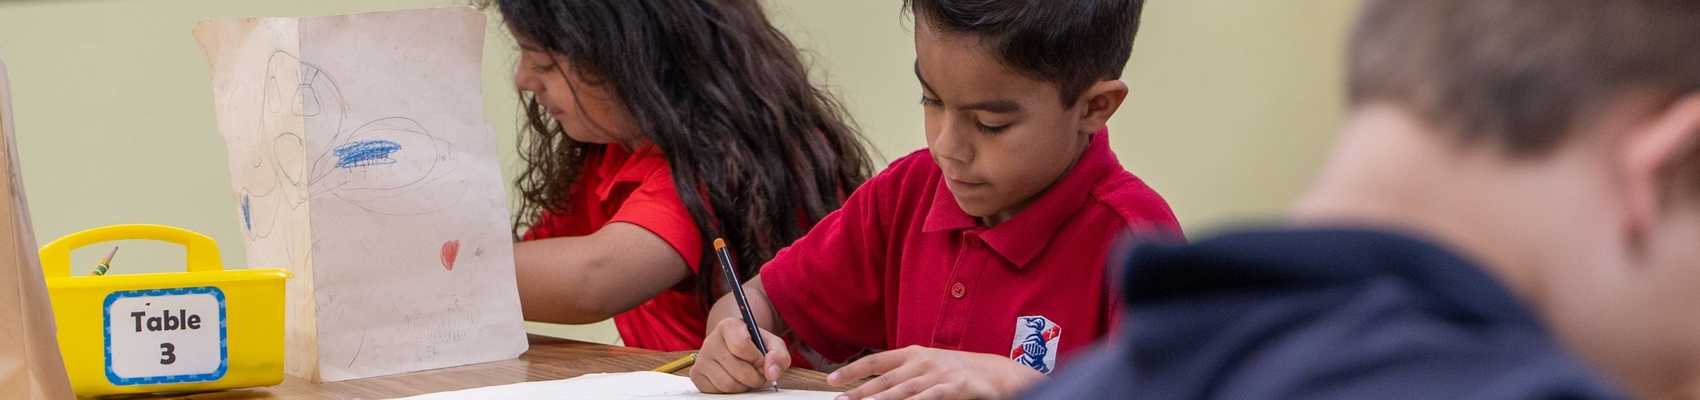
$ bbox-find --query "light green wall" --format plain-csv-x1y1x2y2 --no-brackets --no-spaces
0,0,1358,343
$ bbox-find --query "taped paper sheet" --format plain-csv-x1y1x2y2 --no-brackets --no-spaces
393,371,841,400
194,6,527,382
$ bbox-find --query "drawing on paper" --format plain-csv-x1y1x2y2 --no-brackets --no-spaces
441,240,459,271
332,140,401,168
235,51,468,250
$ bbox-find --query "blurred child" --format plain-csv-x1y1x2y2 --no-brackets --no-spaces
1027,1,1700,398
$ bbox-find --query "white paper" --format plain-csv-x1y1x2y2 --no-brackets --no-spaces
194,6,528,382
392,371,841,400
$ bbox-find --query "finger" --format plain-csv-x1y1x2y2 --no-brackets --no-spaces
690,357,745,394
841,361,925,400
706,357,760,393
720,320,767,365
721,338,773,388
902,385,958,400
723,349,774,390
858,376,939,400
692,327,731,392
700,319,736,360
828,348,909,386
760,329,791,382
689,365,726,394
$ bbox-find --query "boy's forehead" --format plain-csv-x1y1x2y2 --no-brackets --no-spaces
914,19,1004,73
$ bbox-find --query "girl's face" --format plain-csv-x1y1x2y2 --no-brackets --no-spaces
511,27,639,146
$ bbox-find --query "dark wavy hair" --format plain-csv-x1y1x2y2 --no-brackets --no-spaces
490,0,874,309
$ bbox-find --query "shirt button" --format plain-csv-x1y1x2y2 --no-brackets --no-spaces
950,282,966,299
965,235,984,248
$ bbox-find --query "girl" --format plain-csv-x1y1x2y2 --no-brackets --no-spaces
494,0,873,352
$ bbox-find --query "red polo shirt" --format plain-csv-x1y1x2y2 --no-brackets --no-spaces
522,143,706,352
761,129,1180,374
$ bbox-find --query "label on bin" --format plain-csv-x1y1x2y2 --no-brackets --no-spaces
103,287,228,385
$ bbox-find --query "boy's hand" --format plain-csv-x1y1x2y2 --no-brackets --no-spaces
690,317,791,393
826,346,1045,400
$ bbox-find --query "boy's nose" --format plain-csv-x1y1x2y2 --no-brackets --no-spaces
932,117,974,165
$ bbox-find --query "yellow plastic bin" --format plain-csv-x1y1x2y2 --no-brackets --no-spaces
40,224,291,396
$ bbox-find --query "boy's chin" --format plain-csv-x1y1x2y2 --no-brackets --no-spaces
951,197,1005,220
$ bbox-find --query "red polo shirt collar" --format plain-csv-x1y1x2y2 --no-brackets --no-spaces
921,128,1117,268
594,141,665,200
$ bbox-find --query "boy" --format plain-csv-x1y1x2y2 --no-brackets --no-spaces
1025,1,1700,399
690,0,1179,399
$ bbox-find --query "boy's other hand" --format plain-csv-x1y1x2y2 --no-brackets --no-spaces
691,317,791,393
826,345,1044,400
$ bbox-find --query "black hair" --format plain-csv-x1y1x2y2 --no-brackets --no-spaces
904,0,1145,105
494,0,874,309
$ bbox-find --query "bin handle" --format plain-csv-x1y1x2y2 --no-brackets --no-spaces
39,224,224,278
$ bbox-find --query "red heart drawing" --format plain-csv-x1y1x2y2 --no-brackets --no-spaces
441,240,460,271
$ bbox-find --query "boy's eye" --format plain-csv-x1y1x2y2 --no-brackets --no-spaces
531,62,556,74
976,121,1010,134
919,96,944,107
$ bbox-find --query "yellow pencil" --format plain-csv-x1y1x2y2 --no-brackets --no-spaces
653,353,696,373
90,247,119,276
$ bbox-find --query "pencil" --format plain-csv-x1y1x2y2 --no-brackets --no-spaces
713,238,779,392
90,246,119,276
653,353,696,373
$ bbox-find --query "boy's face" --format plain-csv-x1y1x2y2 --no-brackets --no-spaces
914,21,1095,224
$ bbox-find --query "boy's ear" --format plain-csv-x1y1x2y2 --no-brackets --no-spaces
1075,80,1130,134
1621,93,1700,242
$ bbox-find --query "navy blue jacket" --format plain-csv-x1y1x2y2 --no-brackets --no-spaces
1022,229,1625,399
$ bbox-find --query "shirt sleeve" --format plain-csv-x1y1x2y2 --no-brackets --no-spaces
521,207,580,241
760,168,894,364
521,213,554,241
607,163,705,273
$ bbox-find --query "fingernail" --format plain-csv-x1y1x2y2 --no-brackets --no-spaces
827,372,839,382
834,396,849,400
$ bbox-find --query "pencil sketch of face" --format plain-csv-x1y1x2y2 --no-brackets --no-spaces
263,52,310,207
244,51,467,223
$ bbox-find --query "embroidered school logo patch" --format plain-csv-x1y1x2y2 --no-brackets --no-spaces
1009,316,1061,374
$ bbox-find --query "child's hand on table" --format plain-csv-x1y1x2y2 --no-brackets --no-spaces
826,345,1045,400
690,317,791,393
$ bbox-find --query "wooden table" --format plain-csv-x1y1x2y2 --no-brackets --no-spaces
111,335,847,399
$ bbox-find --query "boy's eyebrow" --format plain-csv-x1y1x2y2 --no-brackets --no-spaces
960,100,1021,114
913,60,937,94
914,60,1023,114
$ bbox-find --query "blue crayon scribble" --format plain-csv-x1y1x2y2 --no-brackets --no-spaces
333,140,402,169
241,194,251,231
